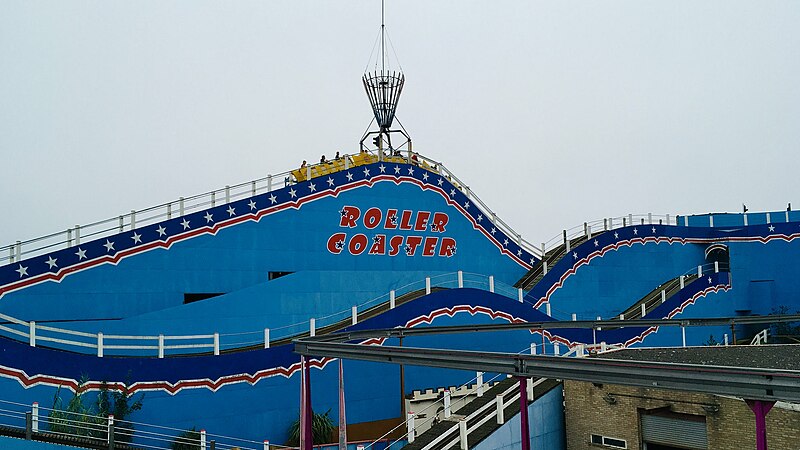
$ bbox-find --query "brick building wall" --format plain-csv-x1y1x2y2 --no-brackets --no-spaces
564,380,800,450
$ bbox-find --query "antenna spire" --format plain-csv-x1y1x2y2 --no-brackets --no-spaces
360,0,411,153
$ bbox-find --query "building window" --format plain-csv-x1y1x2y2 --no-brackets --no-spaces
183,293,224,304
268,271,293,281
590,434,628,449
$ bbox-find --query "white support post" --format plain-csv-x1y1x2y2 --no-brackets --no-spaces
97,332,104,357
264,328,270,349
66,228,72,248
158,334,164,358
714,261,719,273
444,391,452,419
263,441,270,450
681,326,686,347
306,166,311,181
543,261,548,275
251,181,256,197
9,245,14,263
709,215,714,227
684,216,689,226
118,216,124,232
200,429,207,450
496,394,505,424
530,343,537,355
541,242,545,257
766,212,771,224
661,290,666,303
641,303,646,317
225,185,231,204
213,332,219,356
518,288,524,303
108,415,114,445
425,277,431,295
587,225,592,239
459,419,468,450
553,342,560,355
609,217,613,229
267,174,272,192
744,213,748,226
648,213,652,224
526,377,534,400
666,214,670,225
407,412,415,443
167,204,172,220
211,191,216,207
74,225,81,245
31,402,39,433
476,372,484,397
29,321,36,347
179,197,185,216
604,218,608,231
601,341,607,352
489,275,494,293
619,313,625,321
390,290,396,309
545,303,551,317
698,265,702,277
680,275,685,289
628,214,633,225
786,210,790,222
15,241,21,260
351,305,358,325
309,318,316,337
458,270,463,288
724,334,729,346
130,210,136,230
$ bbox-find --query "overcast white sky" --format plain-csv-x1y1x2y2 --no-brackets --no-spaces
2,1,799,248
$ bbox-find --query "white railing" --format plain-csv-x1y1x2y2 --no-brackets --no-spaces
750,328,769,345
1,150,541,265
0,398,284,450
0,271,525,357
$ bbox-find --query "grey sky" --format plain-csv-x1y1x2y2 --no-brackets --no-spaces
2,1,799,248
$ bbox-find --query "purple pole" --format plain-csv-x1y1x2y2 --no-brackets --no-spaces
304,357,313,449
518,377,530,450
746,400,775,450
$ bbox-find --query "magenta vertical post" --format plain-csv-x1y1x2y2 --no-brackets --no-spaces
518,376,530,450
304,357,313,449
746,400,775,450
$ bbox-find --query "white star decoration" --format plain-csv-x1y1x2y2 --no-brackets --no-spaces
45,256,58,269
769,225,775,232
326,177,334,187
503,239,509,247
181,219,190,230
15,264,28,278
651,227,656,233
288,188,297,198
103,240,115,252
573,252,578,259
450,189,456,197
379,165,386,173
708,276,712,284
594,239,599,247
408,167,414,176
614,232,619,239
477,214,483,222
394,166,401,174
204,212,214,223
308,182,316,193
156,225,167,237
248,200,257,210
346,172,354,181
517,249,522,257
437,178,444,186
464,201,470,209
491,227,497,235
131,232,142,244
363,168,370,178
269,194,278,204
227,206,236,216
633,228,638,235
422,172,429,181
75,248,87,260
